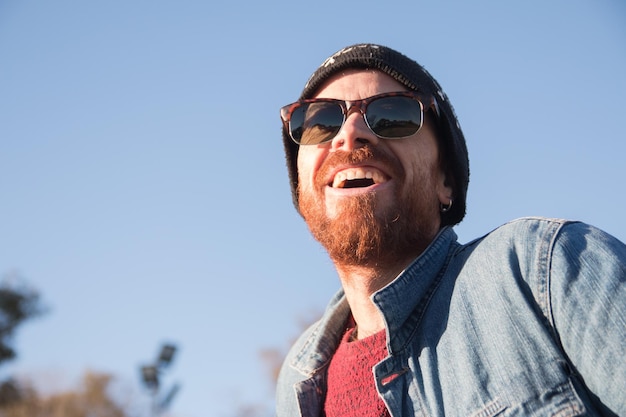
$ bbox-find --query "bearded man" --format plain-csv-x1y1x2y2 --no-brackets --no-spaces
276,44,626,417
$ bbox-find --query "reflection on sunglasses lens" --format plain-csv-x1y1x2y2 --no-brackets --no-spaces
367,97,422,138
291,95,423,144
300,103,342,145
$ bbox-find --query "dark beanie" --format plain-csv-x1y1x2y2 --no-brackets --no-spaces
282,43,470,226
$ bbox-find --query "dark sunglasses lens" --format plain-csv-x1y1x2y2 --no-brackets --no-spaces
290,102,343,145
366,96,422,138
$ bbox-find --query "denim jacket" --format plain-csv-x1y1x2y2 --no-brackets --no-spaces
276,218,626,416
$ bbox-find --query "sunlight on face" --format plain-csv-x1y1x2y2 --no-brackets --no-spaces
297,70,452,266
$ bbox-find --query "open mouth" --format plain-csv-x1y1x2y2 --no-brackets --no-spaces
331,167,388,189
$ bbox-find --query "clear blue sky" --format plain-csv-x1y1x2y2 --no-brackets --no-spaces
1,1,625,416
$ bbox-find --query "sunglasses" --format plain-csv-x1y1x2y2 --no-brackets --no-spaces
280,91,439,145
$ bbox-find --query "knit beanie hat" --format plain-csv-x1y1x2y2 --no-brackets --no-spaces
282,43,470,226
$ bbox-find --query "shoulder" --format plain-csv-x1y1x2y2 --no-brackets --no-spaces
481,216,573,243
486,217,626,265
461,217,618,257
455,217,574,269
451,217,625,301
483,216,624,245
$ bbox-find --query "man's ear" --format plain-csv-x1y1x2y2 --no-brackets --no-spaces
438,168,454,205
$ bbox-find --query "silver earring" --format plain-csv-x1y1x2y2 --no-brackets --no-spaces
440,199,453,213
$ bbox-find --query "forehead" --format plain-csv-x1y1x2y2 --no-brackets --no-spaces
313,69,409,100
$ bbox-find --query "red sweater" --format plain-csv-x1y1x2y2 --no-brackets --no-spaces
324,325,390,417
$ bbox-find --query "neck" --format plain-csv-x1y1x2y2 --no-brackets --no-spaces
334,256,415,340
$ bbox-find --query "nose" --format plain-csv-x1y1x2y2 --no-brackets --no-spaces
330,111,380,152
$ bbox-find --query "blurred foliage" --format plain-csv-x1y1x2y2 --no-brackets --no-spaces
0,274,138,416
238,310,322,417
260,309,321,386
0,272,46,366
0,371,129,417
0,272,47,409
0,271,317,416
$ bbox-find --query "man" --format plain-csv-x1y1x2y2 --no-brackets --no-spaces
277,44,626,416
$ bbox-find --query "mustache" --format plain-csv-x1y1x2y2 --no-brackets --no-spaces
316,146,403,184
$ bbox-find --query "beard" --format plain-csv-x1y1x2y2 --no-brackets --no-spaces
298,146,440,268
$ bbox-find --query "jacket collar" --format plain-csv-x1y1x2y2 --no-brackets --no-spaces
373,227,458,354
290,227,459,375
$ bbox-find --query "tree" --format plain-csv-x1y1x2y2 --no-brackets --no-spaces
0,272,45,364
0,273,163,417
0,370,132,417
0,272,46,407
230,310,322,417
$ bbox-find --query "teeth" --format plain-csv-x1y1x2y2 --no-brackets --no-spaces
331,167,387,188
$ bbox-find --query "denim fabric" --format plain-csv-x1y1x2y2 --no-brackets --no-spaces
276,217,626,416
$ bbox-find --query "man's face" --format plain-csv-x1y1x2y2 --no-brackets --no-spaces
296,69,453,267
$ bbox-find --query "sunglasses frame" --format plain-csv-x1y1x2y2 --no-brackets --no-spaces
280,91,439,145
